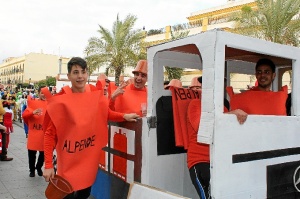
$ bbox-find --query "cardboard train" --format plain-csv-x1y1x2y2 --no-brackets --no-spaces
91,29,300,199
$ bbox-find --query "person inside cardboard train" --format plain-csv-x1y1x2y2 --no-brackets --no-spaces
187,81,247,199
188,58,288,199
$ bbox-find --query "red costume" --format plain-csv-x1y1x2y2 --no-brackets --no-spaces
43,85,125,191
109,84,147,117
23,97,47,151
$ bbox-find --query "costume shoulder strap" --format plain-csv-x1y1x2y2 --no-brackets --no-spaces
62,86,72,94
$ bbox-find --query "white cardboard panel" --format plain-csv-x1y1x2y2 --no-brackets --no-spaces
127,182,191,199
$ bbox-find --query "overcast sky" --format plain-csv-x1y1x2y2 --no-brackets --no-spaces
0,0,228,63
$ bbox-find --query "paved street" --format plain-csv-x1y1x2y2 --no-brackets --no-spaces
0,121,48,199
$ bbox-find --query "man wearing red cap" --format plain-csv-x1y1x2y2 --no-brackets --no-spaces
109,60,148,117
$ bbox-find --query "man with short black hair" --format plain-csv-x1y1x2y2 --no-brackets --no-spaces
252,58,276,91
43,57,139,199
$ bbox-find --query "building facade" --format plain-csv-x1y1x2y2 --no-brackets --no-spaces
0,53,69,88
145,0,256,44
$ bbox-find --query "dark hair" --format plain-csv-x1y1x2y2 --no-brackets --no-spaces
67,57,87,73
197,76,202,84
3,101,10,109
38,86,46,93
255,58,275,73
164,81,170,85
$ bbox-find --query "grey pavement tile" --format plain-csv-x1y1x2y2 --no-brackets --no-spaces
0,192,14,199
0,123,47,199
7,186,46,198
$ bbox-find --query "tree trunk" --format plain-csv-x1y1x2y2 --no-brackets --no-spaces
114,66,122,86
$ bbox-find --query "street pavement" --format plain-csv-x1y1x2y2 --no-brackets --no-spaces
0,121,48,199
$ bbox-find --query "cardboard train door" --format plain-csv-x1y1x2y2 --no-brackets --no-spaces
210,114,300,199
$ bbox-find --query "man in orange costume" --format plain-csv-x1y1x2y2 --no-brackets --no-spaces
187,76,248,199
42,57,139,199
251,58,276,91
109,60,148,117
22,87,47,177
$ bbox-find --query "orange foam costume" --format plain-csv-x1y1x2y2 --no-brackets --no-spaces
109,60,148,117
23,96,47,151
109,84,147,117
43,85,125,191
226,86,288,115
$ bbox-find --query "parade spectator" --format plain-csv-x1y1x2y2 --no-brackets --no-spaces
20,94,29,138
42,57,139,199
2,101,13,151
22,87,47,177
7,95,17,121
0,100,13,161
109,60,148,117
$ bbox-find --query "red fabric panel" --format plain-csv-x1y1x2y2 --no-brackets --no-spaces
169,87,201,149
226,86,288,115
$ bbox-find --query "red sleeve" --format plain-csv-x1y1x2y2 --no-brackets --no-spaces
22,107,34,125
109,99,116,111
44,120,57,169
108,108,125,122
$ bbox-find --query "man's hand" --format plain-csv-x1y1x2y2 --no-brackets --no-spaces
123,113,140,122
111,81,129,100
227,109,248,125
43,168,55,182
33,108,43,116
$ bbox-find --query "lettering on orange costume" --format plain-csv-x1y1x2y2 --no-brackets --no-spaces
33,123,43,131
174,88,200,101
62,135,96,153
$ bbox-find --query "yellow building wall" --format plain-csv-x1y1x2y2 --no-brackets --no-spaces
0,53,69,86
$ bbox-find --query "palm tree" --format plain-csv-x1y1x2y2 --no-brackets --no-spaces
230,0,300,46
85,14,146,85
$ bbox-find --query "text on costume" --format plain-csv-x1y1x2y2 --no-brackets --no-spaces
174,88,200,101
33,123,43,131
62,135,96,153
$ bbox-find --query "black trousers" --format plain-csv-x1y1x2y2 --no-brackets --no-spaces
28,150,44,173
64,186,91,199
189,162,210,199
0,122,7,160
